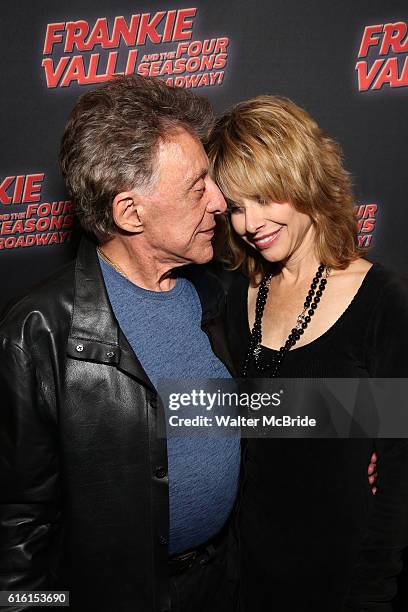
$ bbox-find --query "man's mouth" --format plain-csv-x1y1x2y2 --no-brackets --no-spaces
252,228,282,249
199,226,216,235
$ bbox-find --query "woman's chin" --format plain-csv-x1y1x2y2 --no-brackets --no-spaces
255,244,287,263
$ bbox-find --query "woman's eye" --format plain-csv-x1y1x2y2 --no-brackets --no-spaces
257,197,268,205
229,204,243,214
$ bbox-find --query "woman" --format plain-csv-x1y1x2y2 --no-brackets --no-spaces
207,96,408,611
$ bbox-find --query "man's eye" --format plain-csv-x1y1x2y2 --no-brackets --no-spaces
195,185,205,196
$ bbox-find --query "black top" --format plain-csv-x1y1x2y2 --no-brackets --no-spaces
225,263,408,612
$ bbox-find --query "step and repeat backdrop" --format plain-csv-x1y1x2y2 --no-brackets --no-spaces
0,0,407,312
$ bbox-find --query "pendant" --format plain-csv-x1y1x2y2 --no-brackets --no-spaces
295,313,306,330
253,343,261,361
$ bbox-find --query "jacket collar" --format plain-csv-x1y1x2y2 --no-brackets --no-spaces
67,235,228,387
68,235,154,389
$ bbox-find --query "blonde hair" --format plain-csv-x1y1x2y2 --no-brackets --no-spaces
207,95,363,283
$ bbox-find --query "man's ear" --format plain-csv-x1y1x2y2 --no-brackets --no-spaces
112,191,144,234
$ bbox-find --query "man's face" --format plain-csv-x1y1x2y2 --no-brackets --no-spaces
137,127,227,266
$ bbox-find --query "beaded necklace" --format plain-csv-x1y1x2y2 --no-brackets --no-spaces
242,263,330,378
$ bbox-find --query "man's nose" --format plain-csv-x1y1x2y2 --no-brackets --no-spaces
205,178,227,214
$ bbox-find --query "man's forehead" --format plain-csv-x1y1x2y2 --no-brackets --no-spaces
156,130,209,182
158,126,202,152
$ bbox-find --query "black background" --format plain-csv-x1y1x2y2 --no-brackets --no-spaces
0,1,407,310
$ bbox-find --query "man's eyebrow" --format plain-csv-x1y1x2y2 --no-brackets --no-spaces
185,168,208,191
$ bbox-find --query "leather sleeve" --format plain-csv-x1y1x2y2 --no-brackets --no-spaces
0,335,62,609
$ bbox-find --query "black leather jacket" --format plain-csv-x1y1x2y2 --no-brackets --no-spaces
0,235,236,612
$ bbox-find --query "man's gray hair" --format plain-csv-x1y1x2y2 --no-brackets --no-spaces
59,75,214,243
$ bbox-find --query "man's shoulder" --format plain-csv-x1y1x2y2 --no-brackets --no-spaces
0,259,76,346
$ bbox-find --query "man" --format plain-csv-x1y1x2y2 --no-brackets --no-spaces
0,75,240,612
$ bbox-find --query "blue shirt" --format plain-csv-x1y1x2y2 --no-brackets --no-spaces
99,258,240,554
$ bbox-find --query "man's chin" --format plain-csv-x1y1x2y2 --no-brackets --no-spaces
190,244,214,265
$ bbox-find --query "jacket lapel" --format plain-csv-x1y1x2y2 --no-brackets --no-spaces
67,235,155,391
67,236,236,385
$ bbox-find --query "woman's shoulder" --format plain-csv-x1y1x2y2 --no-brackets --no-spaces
365,260,408,309
225,268,250,306
199,260,243,292
359,261,408,376
182,261,244,301
339,258,408,312
203,261,250,301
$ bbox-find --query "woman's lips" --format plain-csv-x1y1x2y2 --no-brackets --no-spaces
252,228,282,249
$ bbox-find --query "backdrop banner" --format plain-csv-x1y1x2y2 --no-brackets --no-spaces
0,0,407,310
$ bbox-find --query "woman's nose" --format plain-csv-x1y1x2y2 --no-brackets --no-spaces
245,206,265,234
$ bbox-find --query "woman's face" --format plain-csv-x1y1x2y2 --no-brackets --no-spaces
228,197,315,263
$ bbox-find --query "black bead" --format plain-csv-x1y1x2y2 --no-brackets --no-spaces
247,262,330,376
